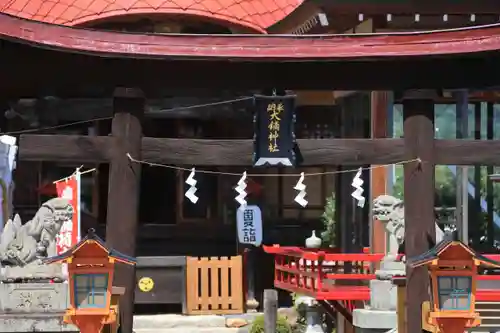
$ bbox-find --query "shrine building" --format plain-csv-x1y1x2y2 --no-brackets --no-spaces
0,1,500,333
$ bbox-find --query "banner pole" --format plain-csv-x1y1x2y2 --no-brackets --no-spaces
75,167,82,242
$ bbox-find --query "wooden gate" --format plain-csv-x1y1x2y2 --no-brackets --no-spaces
186,256,244,315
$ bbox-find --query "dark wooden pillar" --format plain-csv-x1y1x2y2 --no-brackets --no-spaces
245,247,259,312
370,91,390,256
338,94,357,254
455,90,468,243
337,93,371,253
486,102,494,250
473,102,482,247
106,87,144,333
403,94,435,333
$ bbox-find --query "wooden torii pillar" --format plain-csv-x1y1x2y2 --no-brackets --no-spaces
403,91,436,333
106,87,144,333
16,89,500,333
371,91,391,256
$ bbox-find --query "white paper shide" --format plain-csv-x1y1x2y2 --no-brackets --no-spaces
351,167,365,208
234,171,248,208
184,168,199,204
294,172,308,207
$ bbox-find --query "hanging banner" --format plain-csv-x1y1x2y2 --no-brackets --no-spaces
236,205,263,246
55,171,81,254
253,94,297,167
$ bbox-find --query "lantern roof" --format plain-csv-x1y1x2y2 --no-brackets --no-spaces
44,228,136,265
408,240,500,269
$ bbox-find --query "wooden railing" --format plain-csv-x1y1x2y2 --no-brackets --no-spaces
185,256,244,315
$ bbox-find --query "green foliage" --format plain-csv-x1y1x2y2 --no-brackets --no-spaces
394,165,457,202
392,103,500,244
321,193,336,247
250,314,292,333
392,168,404,200
290,293,307,324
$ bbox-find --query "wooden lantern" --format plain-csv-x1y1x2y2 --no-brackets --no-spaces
44,229,136,333
408,240,500,333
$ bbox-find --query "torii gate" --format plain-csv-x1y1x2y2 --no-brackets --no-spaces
2,13,500,333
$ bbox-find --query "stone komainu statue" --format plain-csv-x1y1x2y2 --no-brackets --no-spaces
372,195,445,261
0,197,73,268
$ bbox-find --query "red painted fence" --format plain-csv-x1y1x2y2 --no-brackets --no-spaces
263,245,500,302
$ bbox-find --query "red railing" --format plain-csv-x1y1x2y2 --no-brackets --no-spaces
263,245,500,302
265,245,384,301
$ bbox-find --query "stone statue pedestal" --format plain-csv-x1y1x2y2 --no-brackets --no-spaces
353,194,446,333
0,283,77,332
0,198,75,332
369,280,398,311
370,260,404,311
1,263,65,282
353,260,403,333
352,308,397,333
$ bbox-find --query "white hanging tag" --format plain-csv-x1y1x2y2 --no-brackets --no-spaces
184,168,199,204
235,171,248,208
294,172,308,207
351,167,365,208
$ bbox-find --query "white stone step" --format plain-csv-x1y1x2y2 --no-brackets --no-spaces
134,328,244,333
133,314,227,329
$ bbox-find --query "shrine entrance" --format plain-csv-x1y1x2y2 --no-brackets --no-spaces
2,13,500,333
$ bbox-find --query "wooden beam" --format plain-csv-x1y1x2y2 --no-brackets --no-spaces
20,133,500,166
19,135,113,162
403,97,435,333
434,140,500,165
141,137,406,166
319,0,500,15
5,40,500,97
19,136,407,165
105,88,144,333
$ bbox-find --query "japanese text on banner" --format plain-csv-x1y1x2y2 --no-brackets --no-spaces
267,102,283,153
55,174,80,254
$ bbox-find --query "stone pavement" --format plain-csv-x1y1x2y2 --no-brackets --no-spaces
133,313,258,333
133,307,300,333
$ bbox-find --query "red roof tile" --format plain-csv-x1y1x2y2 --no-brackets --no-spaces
0,0,303,32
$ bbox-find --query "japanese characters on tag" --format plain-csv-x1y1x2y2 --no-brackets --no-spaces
236,205,262,246
242,209,256,243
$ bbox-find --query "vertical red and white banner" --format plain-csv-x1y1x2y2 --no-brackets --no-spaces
55,170,81,255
